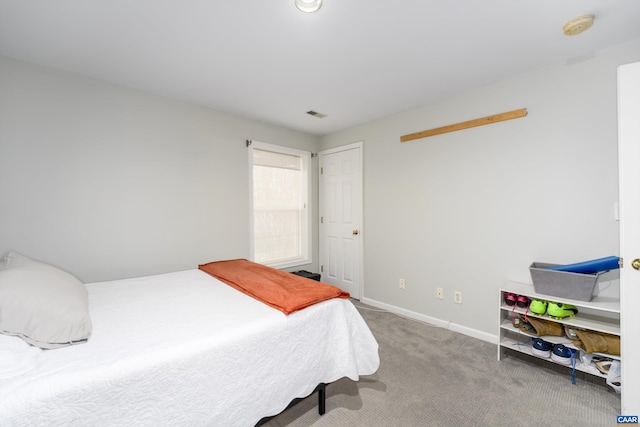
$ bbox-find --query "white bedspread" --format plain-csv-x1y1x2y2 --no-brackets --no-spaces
0,269,379,426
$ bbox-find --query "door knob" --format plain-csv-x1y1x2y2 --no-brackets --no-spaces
352,229,360,235
632,259,640,270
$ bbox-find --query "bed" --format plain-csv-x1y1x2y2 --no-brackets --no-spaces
0,254,380,426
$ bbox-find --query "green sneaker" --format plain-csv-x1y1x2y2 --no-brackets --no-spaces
529,298,548,315
547,302,578,319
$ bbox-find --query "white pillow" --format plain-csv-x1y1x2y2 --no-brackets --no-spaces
0,251,92,349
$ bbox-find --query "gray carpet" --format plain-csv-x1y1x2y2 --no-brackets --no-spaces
263,300,621,427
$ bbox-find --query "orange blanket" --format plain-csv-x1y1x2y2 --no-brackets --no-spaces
198,259,350,314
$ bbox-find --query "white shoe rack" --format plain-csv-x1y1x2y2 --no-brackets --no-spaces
498,281,620,380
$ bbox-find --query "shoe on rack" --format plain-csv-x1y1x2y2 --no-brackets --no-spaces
593,358,614,375
516,295,530,308
564,325,580,340
531,338,552,358
512,313,528,330
551,344,575,365
504,292,517,306
529,298,548,315
519,315,564,337
573,329,620,356
514,314,564,337
547,302,578,319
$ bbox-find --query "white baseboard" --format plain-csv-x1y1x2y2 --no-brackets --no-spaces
360,297,498,345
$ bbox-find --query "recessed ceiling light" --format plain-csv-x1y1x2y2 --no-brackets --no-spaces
294,0,323,13
563,14,595,36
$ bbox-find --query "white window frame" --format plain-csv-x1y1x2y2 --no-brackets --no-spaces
248,140,311,269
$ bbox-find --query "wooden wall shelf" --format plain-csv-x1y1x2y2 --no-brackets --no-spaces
400,108,527,143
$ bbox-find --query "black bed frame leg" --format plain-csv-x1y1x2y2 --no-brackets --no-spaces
255,382,328,426
317,383,326,415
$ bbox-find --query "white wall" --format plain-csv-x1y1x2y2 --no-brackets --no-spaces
0,55,320,283
3,38,639,338
320,38,640,338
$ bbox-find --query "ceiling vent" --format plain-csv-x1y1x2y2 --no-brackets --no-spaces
306,110,327,118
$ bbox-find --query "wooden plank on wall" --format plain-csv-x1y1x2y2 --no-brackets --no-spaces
400,108,527,143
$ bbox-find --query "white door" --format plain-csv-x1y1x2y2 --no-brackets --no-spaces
618,61,640,415
319,142,363,299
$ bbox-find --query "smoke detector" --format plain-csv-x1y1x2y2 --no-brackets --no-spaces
563,14,595,36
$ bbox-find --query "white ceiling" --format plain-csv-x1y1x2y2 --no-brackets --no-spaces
1,1,639,136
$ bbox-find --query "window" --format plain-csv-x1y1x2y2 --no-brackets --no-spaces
249,141,311,269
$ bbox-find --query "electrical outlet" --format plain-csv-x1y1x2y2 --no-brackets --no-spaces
399,278,406,289
436,287,444,300
454,291,462,304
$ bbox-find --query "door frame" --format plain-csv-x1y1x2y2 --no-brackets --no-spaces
618,61,640,415
318,141,364,299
